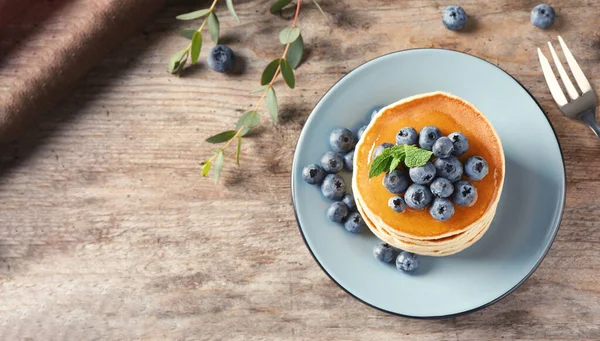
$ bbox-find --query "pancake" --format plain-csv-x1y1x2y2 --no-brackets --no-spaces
352,91,505,256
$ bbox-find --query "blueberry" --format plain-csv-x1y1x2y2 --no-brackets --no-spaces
404,184,433,210
442,5,468,31
396,251,420,273
418,126,442,151
330,128,356,153
388,196,407,213
396,127,418,146
452,180,478,207
207,45,235,73
302,164,326,185
432,136,454,158
429,198,455,221
327,201,349,223
383,169,409,194
344,212,366,233
429,177,454,198
321,174,346,200
373,242,395,263
448,132,469,156
434,156,464,182
464,156,489,181
320,151,343,173
343,150,354,171
373,143,394,159
531,4,555,29
342,193,357,211
357,125,368,140
409,162,436,185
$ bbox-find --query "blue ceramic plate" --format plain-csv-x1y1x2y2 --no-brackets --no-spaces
291,49,565,318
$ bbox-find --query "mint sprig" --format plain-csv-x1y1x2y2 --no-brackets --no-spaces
368,145,433,178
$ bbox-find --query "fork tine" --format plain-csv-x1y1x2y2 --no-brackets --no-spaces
547,42,579,100
558,36,592,93
538,48,568,106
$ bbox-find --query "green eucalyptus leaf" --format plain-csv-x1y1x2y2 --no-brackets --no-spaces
236,137,242,165
168,49,188,73
236,111,261,136
261,59,280,85
266,87,278,123
208,12,219,43
179,29,197,40
226,0,240,23
172,54,188,75
270,0,292,14
213,151,224,183
205,130,237,143
190,31,202,64
251,84,270,93
279,59,295,89
176,9,211,20
202,161,211,177
286,33,303,69
279,27,301,44
312,0,328,19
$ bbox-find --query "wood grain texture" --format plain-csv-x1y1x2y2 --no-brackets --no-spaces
1,0,600,340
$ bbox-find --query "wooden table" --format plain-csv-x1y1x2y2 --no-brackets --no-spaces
1,1,599,339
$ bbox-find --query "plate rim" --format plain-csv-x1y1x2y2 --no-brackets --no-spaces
290,48,566,319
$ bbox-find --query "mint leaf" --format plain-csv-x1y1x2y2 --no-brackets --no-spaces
368,147,397,178
404,145,433,168
389,157,401,172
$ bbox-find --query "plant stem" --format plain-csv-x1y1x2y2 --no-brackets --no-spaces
205,0,302,165
183,0,220,54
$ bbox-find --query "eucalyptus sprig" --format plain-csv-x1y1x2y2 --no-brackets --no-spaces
200,0,326,183
168,0,240,74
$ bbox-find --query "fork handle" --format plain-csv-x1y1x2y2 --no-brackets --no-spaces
580,108,600,139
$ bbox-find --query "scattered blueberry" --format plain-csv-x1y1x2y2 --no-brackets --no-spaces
429,177,454,198
207,45,235,73
396,251,420,272
464,156,489,181
320,151,344,173
429,198,455,221
344,212,366,233
432,136,454,158
418,126,442,151
383,169,410,194
404,184,433,210
321,174,346,200
373,143,394,159
330,128,356,153
302,164,326,185
388,196,407,213
342,193,357,211
442,5,468,31
434,156,464,182
357,125,368,140
452,180,478,207
373,242,396,263
396,127,418,146
327,201,349,223
409,162,436,185
448,132,469,156
531,4,555,29
343,150,354,171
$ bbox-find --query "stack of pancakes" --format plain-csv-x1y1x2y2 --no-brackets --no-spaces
352,92,505,256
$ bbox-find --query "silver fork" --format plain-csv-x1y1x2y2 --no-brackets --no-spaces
537,36,600,137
